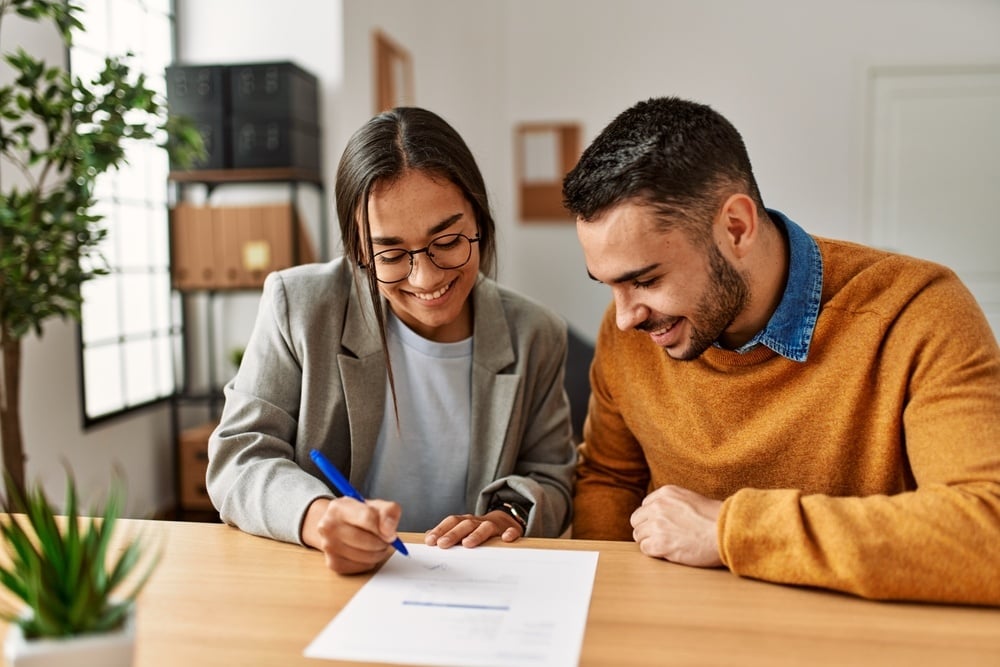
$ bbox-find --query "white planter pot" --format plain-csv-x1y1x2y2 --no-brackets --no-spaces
2,607,135,667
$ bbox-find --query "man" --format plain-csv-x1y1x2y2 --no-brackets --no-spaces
563,96,1000,605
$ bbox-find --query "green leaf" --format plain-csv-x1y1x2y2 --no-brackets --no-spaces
0,469,159,638
104,538,142,592
0,561,30,604
63,474,82,594
0,1,202,344
92,600,131,634
23,485,67,585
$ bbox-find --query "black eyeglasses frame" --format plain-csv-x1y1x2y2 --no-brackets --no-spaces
361,232,481,284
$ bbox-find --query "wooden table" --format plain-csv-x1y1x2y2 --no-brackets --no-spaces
2,519,999,666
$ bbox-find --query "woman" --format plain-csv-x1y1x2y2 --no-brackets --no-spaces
206,107,575,574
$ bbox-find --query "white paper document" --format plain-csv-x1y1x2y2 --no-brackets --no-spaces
304,543,599,667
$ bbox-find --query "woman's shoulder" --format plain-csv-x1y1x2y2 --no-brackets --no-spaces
484,279,565,330
264,256,353,295
261,256,358,316
476,280,567,362
269,255,353,285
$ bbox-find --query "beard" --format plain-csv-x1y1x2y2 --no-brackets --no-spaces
641,242,750,361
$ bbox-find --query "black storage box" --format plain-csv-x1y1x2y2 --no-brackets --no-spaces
228,61,319,128
180,112,229,170
166,61,321,172
230,117,320,171
166,64,230,116
166,64,231,170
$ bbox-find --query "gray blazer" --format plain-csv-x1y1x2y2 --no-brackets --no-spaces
206,258,575,545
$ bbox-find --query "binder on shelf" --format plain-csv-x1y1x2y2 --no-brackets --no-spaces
170,203,218,289
170,202,317,290
213,204,245,288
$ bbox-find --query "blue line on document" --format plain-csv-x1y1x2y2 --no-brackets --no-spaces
402,601,510,611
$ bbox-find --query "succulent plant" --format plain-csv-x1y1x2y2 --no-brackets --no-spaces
0,473,160,639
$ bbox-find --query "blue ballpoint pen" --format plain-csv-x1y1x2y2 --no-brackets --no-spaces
309,448,409,556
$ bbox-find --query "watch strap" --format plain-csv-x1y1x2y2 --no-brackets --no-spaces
489,499,529,533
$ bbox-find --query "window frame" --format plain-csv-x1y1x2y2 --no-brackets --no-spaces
73,0,180,427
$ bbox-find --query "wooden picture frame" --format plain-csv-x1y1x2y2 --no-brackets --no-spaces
515,122,582,221
373,30,414,114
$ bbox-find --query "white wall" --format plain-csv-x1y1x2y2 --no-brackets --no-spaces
9,0,999,515
20,322,175,516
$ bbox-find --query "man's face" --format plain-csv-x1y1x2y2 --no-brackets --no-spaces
577,201,750,360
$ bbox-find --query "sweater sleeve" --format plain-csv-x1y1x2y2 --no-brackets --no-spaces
719,270,1000,605
573,304,650,540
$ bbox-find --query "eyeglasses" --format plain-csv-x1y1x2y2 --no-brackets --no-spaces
365,232,481,284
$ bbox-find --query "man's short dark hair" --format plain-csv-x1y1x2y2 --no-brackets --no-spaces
563,96,766,236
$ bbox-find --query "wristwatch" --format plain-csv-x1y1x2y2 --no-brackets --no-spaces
490,499,529,533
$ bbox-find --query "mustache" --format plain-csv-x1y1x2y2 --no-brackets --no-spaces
636,316,678,333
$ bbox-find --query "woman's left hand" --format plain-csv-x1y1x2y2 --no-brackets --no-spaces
425,510,523,548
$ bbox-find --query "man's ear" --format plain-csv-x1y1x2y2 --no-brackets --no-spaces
716,194,759,259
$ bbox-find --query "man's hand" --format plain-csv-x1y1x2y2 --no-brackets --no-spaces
425,510,523,549
630,485,724,567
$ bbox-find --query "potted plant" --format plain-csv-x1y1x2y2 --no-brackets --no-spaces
0,471,160,666
0,0,203,498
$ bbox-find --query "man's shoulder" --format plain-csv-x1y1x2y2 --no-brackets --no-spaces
816,237,957,292
815,236,968,323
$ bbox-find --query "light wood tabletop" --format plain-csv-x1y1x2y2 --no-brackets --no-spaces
2,518,999,666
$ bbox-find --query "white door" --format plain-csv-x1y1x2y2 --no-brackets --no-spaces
865,65,1000,338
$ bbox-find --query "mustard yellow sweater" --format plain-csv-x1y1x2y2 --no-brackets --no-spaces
574,236,1000,605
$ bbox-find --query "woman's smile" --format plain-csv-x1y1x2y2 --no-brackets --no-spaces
406,278,456,303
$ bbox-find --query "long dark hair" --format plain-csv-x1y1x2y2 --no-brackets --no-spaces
334,106,497,412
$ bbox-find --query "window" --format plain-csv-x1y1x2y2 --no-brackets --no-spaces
72,0,178,425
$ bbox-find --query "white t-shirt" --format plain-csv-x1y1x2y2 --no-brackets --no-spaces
362,309,473,531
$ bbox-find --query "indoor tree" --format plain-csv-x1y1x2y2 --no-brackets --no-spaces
0,0,202,499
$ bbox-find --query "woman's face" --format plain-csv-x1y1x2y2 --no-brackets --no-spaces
363,169,480,342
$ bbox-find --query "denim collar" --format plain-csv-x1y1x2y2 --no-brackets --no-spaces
724,209,822,362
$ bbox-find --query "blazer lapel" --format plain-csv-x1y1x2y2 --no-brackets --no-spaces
466,278,519,506
339,278,386,487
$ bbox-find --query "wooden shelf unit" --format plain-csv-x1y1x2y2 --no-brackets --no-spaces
167,169,327,520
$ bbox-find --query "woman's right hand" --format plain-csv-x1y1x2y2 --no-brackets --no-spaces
302,497,403,574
